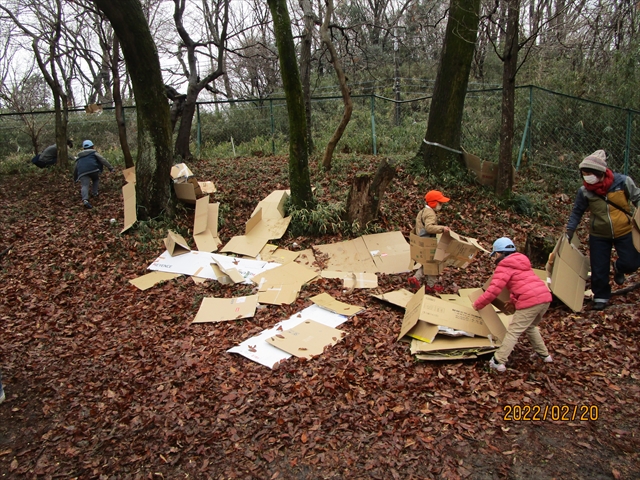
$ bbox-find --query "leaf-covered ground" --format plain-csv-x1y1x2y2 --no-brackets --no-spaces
1,156,639,479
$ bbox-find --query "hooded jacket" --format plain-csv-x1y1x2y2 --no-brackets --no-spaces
73,149,113,182
567,172,640,239
473,252,551,311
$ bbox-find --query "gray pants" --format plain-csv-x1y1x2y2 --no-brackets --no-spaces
79,173,100,201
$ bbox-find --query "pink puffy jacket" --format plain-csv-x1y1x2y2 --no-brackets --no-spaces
473,252,551,311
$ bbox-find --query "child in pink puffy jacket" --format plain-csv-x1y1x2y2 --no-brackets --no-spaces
472,237,553,373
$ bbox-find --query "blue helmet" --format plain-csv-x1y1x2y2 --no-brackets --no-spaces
82,139,94,149
491,237,516,257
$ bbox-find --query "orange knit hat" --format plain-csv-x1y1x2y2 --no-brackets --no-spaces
425,190,450,208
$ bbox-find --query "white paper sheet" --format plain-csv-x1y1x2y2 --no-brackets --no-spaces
228,305,348,368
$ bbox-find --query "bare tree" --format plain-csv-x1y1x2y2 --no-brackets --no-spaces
1,0,77,167
320,0,353,170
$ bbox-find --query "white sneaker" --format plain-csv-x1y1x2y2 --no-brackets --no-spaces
489,357,506,372
541,354,553,363
0,389,5,404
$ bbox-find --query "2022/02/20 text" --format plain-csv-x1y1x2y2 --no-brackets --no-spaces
503,404,599,421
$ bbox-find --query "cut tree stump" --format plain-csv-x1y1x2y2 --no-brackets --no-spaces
524,231,556,269
344,158,396,228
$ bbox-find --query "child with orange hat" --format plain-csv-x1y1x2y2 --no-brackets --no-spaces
408,190,450,289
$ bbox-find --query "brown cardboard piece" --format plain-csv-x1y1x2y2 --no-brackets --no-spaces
121,181,137,234
463,150,516,188
320,271,378,289
545,236,590,312
409,232,438,263
433,230,488,268
371,288,414,309
265,319,347,359
251,261,318,290
361,231,413,274
164,230,191,257
398,287,490,343
294,249,318,271
412,336,499,360
313,237,378,272
193,196,221,252
170,163,217,204
129,271,182,290
259,244,300,264
310,293,364,316
466,289,510,342
192,295,259,323
221,191,292,258
258,284,300,305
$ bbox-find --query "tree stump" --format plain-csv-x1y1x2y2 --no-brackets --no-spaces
344,157,396,228
524,231,556,268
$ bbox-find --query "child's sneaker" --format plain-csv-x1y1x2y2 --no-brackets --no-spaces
489,356,506,373
83,199,93,209
540,354,553,363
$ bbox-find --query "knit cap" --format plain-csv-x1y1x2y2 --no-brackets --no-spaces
579,150,607,173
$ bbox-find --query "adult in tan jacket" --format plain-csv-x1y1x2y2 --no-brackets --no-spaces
409,190,450,289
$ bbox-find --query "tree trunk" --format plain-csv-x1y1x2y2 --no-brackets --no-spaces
320,0,353,171
496,0,519,196
111,36,134,169
344,158,396,226
174,94,197,160
93,0,174,219
268,0,314,209
299,0,317,155
417,0,480,173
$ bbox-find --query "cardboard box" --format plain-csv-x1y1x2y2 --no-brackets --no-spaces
221,191,292,258
409,232,438,263
433,230,488,268
545,236,590,312
398,287,490,343
193,196,221,252
164,230,191,257
463,150,516,188
411,336,499,361
170,163,217,204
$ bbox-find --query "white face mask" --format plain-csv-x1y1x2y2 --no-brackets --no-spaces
583,174,600,185
435,204,442,211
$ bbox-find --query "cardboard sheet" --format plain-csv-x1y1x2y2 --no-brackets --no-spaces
361,231,413,274
148,250,219,279
372,288,414,309
210,253,279,284
409,232,438,264
294,249,318,271
164,230,191,257
266,320,346,358
314,237,378,272
121,181,137,234
251,261,318,290
310,293,364,316
410,335,499,355
227,305,349,369
193,196,221,252
463,150,516,188
321,271,378,289
546,236,590,312
433,230,488,268
398,287,490,343
258,284,300,305
129,271,182,290
192,295,259,323
122,166,136,184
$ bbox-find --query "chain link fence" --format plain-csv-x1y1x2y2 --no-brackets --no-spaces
1,85,638,195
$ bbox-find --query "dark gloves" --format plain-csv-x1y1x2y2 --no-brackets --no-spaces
109,168,115,172
566,229,575,241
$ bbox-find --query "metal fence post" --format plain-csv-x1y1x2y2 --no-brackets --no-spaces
624,109,632,175
196,103,201,158
370,94,377,155
516,86,533,170
270,98,275,155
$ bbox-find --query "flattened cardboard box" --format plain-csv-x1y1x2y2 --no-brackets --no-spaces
410,336,499,357
545,236,589,312
310,293,363,316
192,295,259,323
193,196,221,252
361,231,413,274
372,288,414,309
433,230,488,268
398,287,490,343
251,260,318,290
266,319,347,359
